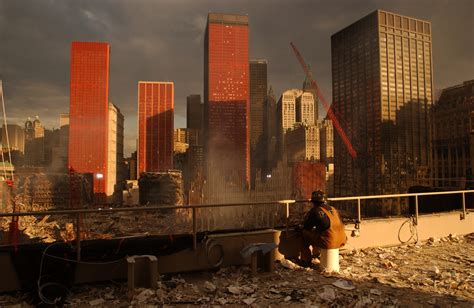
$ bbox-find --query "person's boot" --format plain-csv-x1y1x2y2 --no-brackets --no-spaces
297,260,312,268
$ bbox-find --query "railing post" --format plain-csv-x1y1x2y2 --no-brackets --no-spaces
192,207,197,250
414,194,419,226
75,213,81,261
278,200,295,238
461,192,466,220
357,198,361,225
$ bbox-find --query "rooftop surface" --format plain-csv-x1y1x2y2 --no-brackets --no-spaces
1,233,472,306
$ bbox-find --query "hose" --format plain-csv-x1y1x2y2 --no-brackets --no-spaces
398,216,418,244
37,243,71,305
205,238,224,268
37,242,125,305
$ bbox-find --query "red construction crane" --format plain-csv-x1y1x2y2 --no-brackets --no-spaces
290,42,357,159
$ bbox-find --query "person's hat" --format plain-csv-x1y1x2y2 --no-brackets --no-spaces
311,190,326,203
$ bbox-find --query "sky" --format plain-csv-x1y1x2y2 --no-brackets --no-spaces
0,0,473,155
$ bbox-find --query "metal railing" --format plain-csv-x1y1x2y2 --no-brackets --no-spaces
0,190,472,260
327,189,472,227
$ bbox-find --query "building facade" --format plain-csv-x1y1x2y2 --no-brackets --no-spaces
138,81,174,175
296,92,315,125
286,124,320,162
107,103,124,199
432,80,474,188
1,124,25,153
249,60,268,186
24,116,45,166
277,89,298,137
204,13,250,187
69,41,110,196
331,10,433,196
174,128,189,154
320,119,334,165
302,72,319,122
51,114,70,171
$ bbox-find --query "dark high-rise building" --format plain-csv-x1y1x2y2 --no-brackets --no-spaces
138,81,174,175
186,94,203,146
332,10,433,196
187,95,203,131
250,59,268,186
263,87,277,174
69,41,110,196
432,80,474,188
204,13,250,187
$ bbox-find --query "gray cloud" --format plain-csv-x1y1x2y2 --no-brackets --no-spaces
1,0,473,155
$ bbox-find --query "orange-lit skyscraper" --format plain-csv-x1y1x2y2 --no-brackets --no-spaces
69,41,110,195
204,13,250,187
138,81,174,175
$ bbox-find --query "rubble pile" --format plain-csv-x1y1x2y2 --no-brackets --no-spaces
139,172,184,206
80,209,192,238
339,233,474,301
13,173,88,209
17,174,69,209
1,233,472,307
0,194,61,243
0,173,93,243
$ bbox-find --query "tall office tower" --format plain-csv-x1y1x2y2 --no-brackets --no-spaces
331,10,433,196
296,92,315,125
276,89,299,157
204,13,250,187
277,89,298,135
69,41,110,197
432,80,474,188
186,94,203,144
138,81,174,175
302,72,319,121
249,59,268,186
107,103,124,199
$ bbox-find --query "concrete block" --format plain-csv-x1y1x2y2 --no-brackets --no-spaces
126,255,158,290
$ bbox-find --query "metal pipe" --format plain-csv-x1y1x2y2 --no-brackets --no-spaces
414,195,419,226
75,213,81,261
192,207,197,250
461,192,466,220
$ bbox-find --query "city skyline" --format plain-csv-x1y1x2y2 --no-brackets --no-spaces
1,0,473,155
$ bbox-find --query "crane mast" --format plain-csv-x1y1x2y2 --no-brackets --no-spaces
290,42,357,159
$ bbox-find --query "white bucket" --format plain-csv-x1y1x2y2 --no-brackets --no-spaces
320,248,340,272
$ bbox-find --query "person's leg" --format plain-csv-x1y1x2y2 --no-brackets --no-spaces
301,230,319,265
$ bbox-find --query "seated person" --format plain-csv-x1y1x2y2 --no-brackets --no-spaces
300,190,347,267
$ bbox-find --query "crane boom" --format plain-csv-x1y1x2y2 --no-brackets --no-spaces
290,42,357,159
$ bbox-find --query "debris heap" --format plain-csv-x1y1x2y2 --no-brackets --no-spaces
139,171,184,206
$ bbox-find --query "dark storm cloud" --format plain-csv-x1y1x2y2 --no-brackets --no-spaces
1,0,473,155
